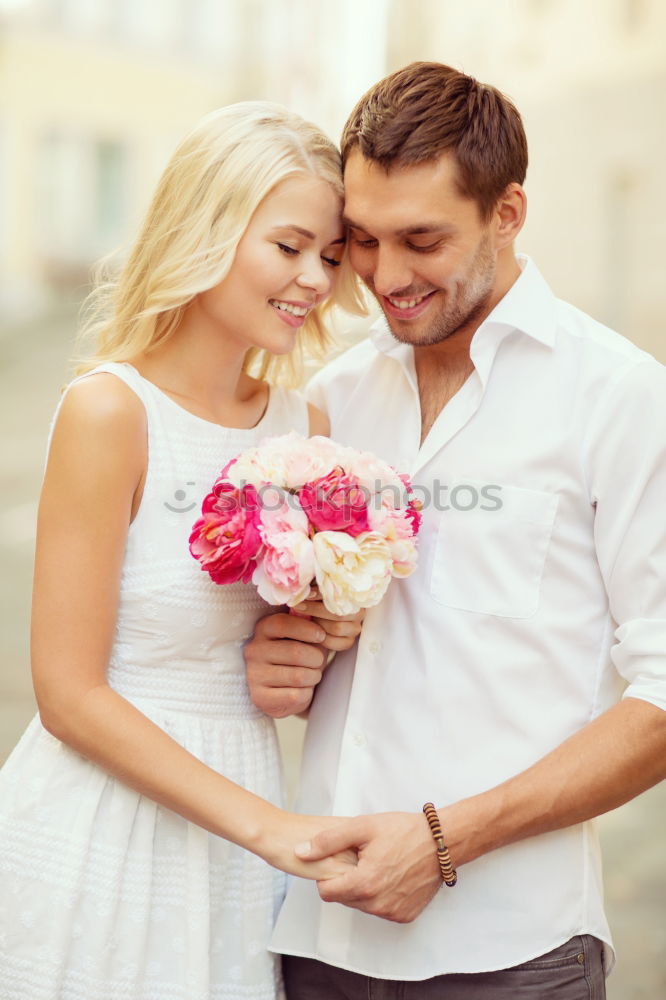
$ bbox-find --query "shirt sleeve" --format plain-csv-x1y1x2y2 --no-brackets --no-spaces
585,358,666,711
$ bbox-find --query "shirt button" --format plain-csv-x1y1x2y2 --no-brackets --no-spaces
369,640,382,654
352,732,366,747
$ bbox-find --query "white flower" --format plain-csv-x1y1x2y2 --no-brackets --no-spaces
313,530,393,615
386,536,418,578
226,446,288,489
342,448,405,496
282,434,343,489
225,432,345,491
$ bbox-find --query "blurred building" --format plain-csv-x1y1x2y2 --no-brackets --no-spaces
387,0,666,360
0,0,223,315
0,0,388,319
1,0,664,359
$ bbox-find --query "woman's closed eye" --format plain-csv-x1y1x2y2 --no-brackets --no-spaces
277,242,341,268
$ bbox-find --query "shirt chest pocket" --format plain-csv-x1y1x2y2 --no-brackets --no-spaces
429,483,559,619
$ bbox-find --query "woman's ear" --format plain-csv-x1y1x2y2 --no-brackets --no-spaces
493,183,527,250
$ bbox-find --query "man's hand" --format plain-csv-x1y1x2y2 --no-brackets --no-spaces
291,699,666,920
294,812,443,923
291,596,364,652
245,612,328,718
246,596,364,719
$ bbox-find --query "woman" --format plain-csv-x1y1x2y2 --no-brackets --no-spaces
0,103,366,999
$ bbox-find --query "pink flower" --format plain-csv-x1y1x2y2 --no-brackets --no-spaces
368,499,419,577
397,472,422,534
219,456,238,479
405,500,422,534
298,468,370,536
252,489,315,606
191,435,421,610
367,501,414,541
344,448,405,495
189,483,263,585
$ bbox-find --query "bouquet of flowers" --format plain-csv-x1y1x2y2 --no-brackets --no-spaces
189,433,421,615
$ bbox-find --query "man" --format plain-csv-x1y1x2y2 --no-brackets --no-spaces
246,62,666,998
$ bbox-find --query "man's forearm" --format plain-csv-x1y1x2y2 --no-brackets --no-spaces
444,696,666,867
299,698,666,923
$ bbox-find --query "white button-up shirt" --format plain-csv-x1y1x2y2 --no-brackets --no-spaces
271,257,666,979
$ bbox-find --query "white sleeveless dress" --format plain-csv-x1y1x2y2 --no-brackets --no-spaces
0,362,309,1000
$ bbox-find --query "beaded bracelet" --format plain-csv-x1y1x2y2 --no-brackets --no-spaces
422,802,458,887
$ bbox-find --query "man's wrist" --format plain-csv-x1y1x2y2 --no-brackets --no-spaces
436,788,506,868
423,802,457,886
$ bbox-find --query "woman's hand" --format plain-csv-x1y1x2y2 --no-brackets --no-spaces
258,809,358,881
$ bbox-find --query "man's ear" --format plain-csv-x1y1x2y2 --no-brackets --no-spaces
493,183,527,250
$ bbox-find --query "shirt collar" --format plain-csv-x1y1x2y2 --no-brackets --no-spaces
478,254,558,349
369,255,558,360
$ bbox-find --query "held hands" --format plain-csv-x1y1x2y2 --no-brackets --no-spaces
294,811,444,923
261,810,358,882
245,593,364,718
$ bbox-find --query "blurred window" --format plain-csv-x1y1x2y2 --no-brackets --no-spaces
112,0,182,51
0,127,5,262
526,0,556,13
183,0,240,63
38,132,85,261
603,169,635,332
37,132,127,266
95,140,127,249
623,0,646,31
49,0,110,36
0,0,32,15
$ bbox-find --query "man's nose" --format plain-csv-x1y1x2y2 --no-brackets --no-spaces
372,246,413,298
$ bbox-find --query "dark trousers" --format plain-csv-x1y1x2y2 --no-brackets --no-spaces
283,935,606,999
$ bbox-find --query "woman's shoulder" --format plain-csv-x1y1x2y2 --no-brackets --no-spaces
41,370,147,509
51,371,146,462
59,370,145,426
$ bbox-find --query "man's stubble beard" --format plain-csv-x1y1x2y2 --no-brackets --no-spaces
376,233,497,348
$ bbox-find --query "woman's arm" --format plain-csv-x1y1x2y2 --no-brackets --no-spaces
307,402,329,437
31,374,353,879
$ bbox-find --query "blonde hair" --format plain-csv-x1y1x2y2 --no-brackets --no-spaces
74,101,366,383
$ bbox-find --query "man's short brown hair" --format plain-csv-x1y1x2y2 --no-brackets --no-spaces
341,62,528,220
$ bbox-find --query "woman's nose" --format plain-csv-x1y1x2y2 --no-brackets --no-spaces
297,256,332,297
